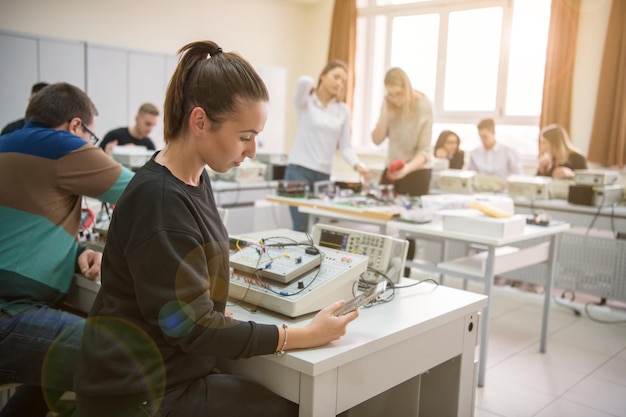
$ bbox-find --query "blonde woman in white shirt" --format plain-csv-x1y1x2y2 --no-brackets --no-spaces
285,60,370,231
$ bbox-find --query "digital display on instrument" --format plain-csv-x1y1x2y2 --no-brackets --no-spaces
318,229,349,251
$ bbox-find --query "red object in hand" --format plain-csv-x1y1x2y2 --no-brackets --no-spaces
386,159,405,180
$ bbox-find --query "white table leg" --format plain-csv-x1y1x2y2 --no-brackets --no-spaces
540,234,559,352
299,370,338,417
477,245,496,387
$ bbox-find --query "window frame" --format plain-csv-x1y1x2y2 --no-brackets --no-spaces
354,0,546,150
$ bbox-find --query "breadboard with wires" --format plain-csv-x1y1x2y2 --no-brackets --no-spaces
229,242,323,283
229,246,369,317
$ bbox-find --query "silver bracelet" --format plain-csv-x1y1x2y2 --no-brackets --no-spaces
275,323,288,357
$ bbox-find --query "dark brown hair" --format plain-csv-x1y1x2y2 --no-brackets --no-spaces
317,60,348,102
163,40,269,143
25,82,97,127
434,130,460,152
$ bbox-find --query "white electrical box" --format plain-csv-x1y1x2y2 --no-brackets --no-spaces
437,170,476,194
211,160,267,182
574,169,620,186
507,175,552,200
550,179,574,200
110,146,154,169
441,209,526,238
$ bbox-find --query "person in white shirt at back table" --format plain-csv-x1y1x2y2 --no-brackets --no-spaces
284,60,370,232
468,118,521,180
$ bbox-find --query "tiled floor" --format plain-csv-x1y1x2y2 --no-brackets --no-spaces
438,276,626,417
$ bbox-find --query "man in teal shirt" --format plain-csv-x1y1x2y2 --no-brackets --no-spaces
0,82,134,416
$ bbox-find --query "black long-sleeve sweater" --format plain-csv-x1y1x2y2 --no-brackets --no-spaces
75,156,278,397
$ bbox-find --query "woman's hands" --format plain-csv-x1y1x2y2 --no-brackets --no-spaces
435,148,448,158
279,300,359,352
354,162,371,183
552,166,575,179
385,166,408,181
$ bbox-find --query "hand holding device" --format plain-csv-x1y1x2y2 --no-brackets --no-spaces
332,281,387,316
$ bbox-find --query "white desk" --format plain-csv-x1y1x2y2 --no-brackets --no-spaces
266,195,399,234
298,205,389,234
65,275,487,416
220,280,487,417
514,198,626,231
387,220,570,388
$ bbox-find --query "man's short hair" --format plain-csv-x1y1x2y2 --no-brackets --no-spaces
25,82,97,128
138,102,160,116
477,118,495,132
31,82,49,95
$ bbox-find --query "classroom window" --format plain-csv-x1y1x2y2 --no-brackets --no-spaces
354,0,552,157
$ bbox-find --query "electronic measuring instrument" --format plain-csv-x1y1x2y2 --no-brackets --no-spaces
331,281,387,316
311,223,409,284
228,230,368,317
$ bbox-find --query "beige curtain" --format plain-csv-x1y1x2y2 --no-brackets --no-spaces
588,0,626,167
539,0,580,132
327,0,357,108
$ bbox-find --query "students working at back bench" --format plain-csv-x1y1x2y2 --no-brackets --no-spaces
0,82,134,417
73,40,358,417
99,102,160,154
284,60,370,232
434,130,465,169
536,123,587,179
468,118,521,179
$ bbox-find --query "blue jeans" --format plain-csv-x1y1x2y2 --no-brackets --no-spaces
0,306,84,416
284,164,330,232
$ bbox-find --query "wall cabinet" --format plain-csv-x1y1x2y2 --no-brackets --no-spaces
1,30,287,153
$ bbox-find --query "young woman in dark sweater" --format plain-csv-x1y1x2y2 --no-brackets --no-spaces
74,40,358,417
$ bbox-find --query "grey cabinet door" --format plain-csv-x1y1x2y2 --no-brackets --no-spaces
0,33,37,127
129,51,169,149
39,38,86,90
86,44,129,139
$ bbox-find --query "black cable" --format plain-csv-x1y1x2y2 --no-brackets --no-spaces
586,193,605,236
102,202,111,220
346,272,395,310
555,289,580,317
611,203,617,238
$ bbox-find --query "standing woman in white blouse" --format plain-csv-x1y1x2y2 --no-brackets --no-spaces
284,60,370,232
